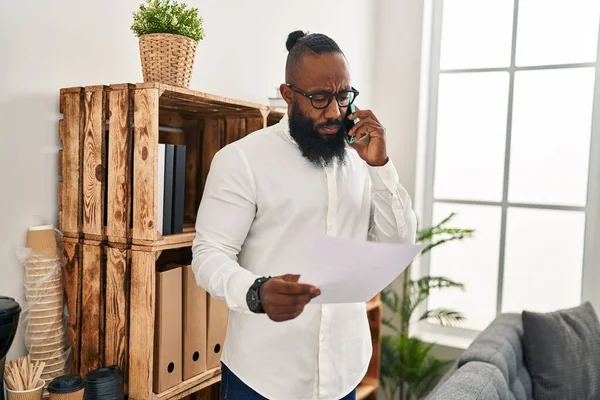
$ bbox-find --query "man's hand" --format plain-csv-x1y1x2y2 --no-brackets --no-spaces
347,107,389,167
259,274,320,322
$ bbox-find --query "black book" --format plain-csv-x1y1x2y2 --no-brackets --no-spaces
162,144,175,235
172,144,186,234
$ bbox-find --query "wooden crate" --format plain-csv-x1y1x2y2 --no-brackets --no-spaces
58,83,270,245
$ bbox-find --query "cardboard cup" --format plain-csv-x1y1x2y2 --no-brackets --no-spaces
27,328,63,341
29,344,67,359
29,338,65,353
28,313,63,325
29,340,66,355
29,299,63,311
26,290,63,304
28,306,63,318
28,320,63,331
27,225,58,259
5,378,45,400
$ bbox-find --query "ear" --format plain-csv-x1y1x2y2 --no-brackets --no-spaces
280,84,294,105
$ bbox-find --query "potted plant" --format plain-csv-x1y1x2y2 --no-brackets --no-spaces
131,0,205,88
380,213,474,400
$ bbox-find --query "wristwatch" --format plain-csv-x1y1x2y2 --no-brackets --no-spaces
246,276,271,313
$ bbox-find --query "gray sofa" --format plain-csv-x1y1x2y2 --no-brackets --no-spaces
426,313,533,400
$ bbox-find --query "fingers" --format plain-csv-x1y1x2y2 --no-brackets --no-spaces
348,119,384,142
348,107,380,123
272,276,319,297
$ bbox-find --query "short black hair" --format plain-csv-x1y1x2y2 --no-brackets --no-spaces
285,30,344,83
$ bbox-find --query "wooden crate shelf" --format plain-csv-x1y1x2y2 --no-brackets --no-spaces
58,82,382,400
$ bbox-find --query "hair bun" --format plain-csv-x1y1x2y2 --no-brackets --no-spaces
286,30,307,51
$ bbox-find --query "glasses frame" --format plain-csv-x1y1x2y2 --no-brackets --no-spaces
286,84,359,109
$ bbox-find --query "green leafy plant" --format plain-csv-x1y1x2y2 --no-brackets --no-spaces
380,213,474,400
131,0,205,42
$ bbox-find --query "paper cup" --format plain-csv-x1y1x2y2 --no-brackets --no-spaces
29,343,67,358
27,328,63,341
41,366,66,380
28,307,63,318
29,299,63,311
47,375,85,400
5,378,45,400
29,338,65,354
28,313,63,325
28,225,58,259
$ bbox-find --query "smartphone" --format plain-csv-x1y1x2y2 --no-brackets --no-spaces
344,104,359,144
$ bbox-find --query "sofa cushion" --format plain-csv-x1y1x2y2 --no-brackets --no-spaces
426,361,509,400
458,314,532,400
522,301,600,400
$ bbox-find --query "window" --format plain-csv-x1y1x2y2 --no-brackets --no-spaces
415,0,600,342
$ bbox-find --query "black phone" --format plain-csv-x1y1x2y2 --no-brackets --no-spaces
344,104,359,144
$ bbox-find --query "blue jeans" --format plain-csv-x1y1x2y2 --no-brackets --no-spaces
220,362,356,400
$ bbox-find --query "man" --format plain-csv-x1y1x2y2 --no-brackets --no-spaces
192,30,417,400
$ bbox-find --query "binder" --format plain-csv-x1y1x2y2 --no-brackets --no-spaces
172,144,186,234
182,265,207,379
162,144,175,235
206,295,229,369
153,265,183,393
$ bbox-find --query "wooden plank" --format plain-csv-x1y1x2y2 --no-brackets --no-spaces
153,368,221,400
59,89,83,237
129,251,156,400
61,241,81,375
201,119,223,188
159,130,186,145
107,87,133,243
82,87,106,240
267,108,286,126
159,109,185,129
225,118,245,145
245,117,264,135
80,244,103,375
58,149,63,176
130,231,195,252
105,246,130,380
184,121,201,221
137,82,269,115
133,88,159,243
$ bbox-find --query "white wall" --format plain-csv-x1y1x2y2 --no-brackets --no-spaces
0,0,376,360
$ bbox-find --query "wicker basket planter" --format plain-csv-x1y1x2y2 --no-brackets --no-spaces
139,33,197,88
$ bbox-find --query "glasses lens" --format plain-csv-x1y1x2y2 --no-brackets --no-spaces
311,93,331,109
337,91,355,107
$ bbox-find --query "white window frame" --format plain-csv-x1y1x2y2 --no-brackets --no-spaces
413,0,600,347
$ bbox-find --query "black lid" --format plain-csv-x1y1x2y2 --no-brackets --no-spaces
0,297,20,324
47,375,85,394
85,365,122,382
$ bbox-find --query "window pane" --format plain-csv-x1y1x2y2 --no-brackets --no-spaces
508,68,595,206
428,203,501,331
516,0,600,66
440,0,514,69
501,208,585,313
434,72,509,201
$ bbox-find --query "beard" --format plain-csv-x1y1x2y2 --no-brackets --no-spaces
288,101,347,168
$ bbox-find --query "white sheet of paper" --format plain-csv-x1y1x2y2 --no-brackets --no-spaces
279,236,424,304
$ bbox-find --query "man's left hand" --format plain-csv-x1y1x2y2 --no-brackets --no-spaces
347,107,389,167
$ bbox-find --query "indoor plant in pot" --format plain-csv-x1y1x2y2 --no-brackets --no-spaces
131,0,205,88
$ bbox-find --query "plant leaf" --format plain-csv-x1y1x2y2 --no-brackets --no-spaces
419,308,465,326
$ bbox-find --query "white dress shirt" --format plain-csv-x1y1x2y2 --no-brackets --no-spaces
192,114,417,400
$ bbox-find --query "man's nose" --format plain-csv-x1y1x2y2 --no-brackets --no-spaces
323,98,342,120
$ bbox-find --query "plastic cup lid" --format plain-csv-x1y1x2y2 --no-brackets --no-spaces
47,374,85,393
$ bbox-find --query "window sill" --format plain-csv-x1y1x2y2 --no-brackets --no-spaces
416,330,474,350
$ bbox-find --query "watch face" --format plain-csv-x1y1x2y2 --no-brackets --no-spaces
247,290,260,311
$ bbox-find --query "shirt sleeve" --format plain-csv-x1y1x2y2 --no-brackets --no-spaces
191,144,261,314
367,159,418,244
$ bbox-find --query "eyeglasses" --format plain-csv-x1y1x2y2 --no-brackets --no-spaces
286,84,359,109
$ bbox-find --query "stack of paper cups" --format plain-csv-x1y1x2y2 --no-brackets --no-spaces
25,225,68,384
